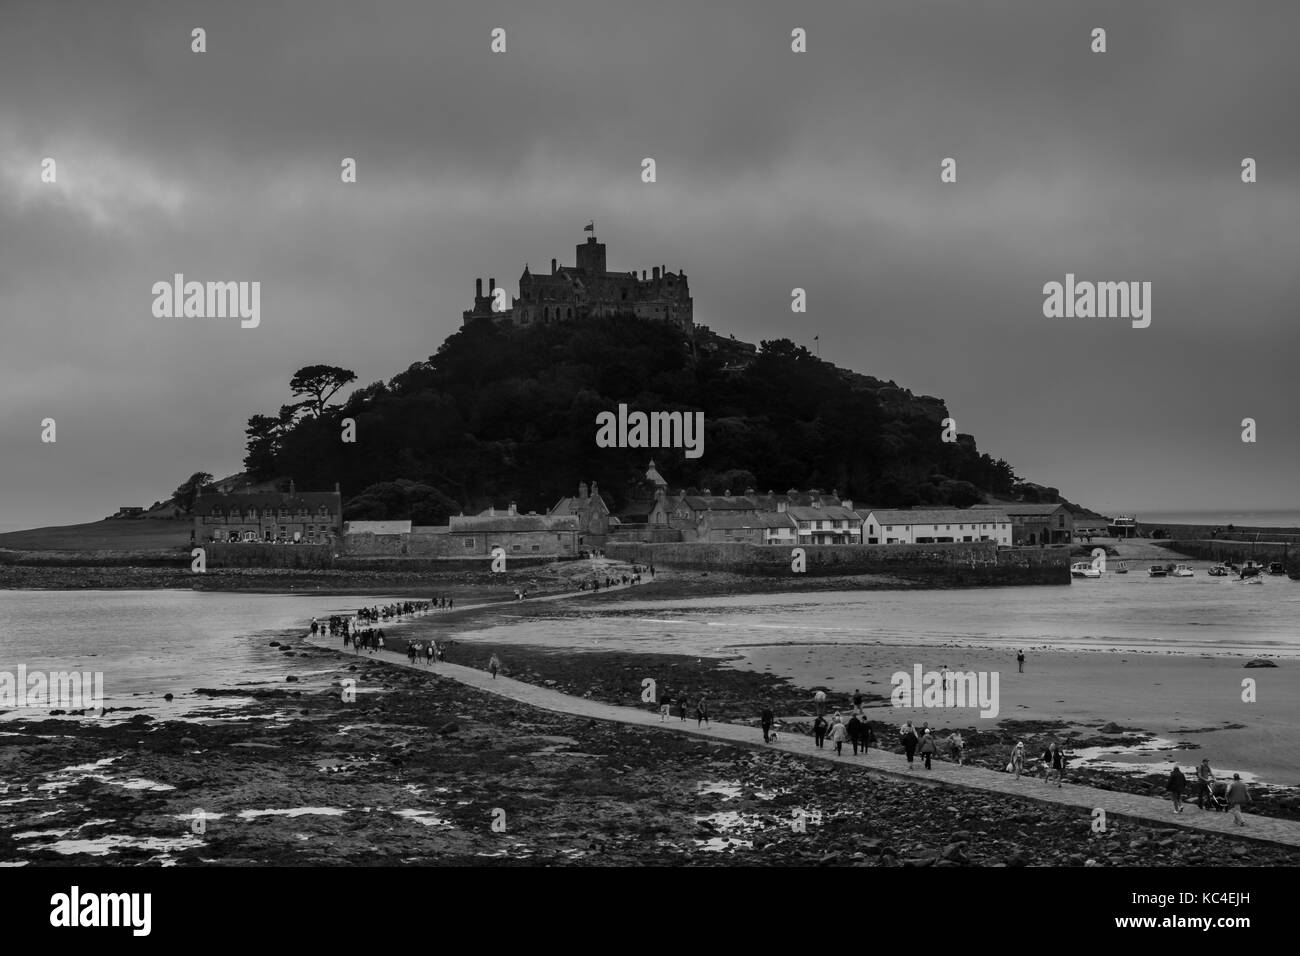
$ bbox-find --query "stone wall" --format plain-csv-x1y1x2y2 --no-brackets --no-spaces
605,541,1069,585
205,543,335,568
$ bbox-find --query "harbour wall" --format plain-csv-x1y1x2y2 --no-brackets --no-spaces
605,542,1070,585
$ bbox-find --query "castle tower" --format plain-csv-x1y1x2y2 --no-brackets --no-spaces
575,235,606,275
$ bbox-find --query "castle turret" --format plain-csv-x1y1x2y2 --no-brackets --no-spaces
575,235,606,275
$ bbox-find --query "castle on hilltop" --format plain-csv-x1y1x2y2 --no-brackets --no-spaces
462,230,694,334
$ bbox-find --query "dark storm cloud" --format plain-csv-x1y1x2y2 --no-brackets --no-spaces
2,0,1297,529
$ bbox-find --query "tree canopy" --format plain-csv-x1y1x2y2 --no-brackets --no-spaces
241,317,1019,515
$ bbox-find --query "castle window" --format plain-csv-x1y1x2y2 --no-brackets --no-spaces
544,307,550,321
567,308,572,319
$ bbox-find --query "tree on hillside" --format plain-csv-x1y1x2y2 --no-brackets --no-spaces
290,365,357,418
173,472,215,512
243,415,281,478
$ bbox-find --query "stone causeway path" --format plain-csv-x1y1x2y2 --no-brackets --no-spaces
306,586,1300,850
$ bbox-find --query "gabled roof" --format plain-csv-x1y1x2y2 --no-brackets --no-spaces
449,514,579,534
866,509,1010,525
971,502,1068,516
701,512,797,530
680,495,758,512
787,505,862,521
550,494,612,516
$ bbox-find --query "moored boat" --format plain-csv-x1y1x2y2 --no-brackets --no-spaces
1070,562,1100,579
1148,565,1168,577
1208,564,1230,576
1267,562,1285,575
1171,564,1194,577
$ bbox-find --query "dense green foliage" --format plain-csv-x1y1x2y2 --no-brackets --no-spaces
243,317,1018,517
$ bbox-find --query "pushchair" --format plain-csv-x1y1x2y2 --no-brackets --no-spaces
1201,780,1228,811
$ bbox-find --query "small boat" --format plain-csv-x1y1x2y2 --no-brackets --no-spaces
1171,564,1194,577
1148,565,1168,577
1208,564,1230,576
1114,561,1130,574
1071,562,1100,579
1240,562,1263,579
1267,562,1285,575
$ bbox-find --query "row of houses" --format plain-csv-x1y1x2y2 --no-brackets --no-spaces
190,466,1075,557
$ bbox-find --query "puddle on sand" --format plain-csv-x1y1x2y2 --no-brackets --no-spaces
32,756,175,793
18,834,205,856
1071,736,1263,784
236,807,348,820
392,808,452,828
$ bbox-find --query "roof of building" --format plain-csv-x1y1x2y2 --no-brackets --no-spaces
549,494,611,516
866,509,1011,525
702,512,797,530
194,491,339,517
449,514,579,534
786,505,862,521
680,495,758,512
344,520,412,535
971,502,1069,516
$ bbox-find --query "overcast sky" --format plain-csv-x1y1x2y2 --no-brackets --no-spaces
2,0,1297,531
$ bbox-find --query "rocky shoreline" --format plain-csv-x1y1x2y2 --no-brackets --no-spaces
4,632,1297,867
395,635,1300,823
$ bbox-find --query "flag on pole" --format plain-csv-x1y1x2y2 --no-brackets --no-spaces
584,221,595,232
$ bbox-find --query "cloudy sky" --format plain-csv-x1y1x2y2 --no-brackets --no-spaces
2,0,1297,531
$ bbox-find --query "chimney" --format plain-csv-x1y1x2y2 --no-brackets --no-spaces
489,277,496,293
488,506,496,517
652,267,660,280
777,501,787,513
551,258,557,274
289,478,296,495
811,498,822,508
723,489,731,497
842,499,853,511
579,481,588,500
702,488,711,496
642,270,647,280
476,277,483,298
508,502,517,516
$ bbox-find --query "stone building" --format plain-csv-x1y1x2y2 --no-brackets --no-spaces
548,481,612,546
193,486,343,544
447,504,579,556
698,511,798,546
970,502,1073,546
463,232,693,334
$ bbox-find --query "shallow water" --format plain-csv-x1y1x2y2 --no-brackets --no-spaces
0,590,410,718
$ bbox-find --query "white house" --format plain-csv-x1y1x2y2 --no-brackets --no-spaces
863,509,1012,546
784,500,863,545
